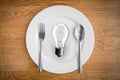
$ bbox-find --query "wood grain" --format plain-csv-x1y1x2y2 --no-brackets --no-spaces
0,0,120,80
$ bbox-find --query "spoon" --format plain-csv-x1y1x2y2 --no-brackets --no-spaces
75,24,85,73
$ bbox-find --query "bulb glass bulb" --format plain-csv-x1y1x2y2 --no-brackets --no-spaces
53,23,69,48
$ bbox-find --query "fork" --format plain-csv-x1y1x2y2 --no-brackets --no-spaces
38,23,45,72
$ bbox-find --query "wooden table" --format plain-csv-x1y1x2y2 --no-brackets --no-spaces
0,0,120,80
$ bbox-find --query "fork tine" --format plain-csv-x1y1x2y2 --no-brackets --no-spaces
42,23,45,33
42,23,44,33
42,23,44,32
42,24,45,33
39,23,43,33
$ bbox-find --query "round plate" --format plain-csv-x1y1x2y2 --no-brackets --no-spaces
26,5,95,74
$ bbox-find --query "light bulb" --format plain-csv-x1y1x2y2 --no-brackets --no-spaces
53,23,69,57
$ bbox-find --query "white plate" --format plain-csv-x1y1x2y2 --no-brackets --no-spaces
26,5,95,74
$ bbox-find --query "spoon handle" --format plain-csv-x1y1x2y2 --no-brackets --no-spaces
78,40,82,73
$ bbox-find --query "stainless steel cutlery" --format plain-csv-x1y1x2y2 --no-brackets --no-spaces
38,23,45,72
75,24,85,73
37,23,85,74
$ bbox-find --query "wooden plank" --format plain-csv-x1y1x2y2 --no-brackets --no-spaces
0,0,120,80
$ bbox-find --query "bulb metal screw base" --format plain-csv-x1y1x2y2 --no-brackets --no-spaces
55,47,64,57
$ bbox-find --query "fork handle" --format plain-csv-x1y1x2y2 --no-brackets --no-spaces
38,39,42,72
78,40,82,73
